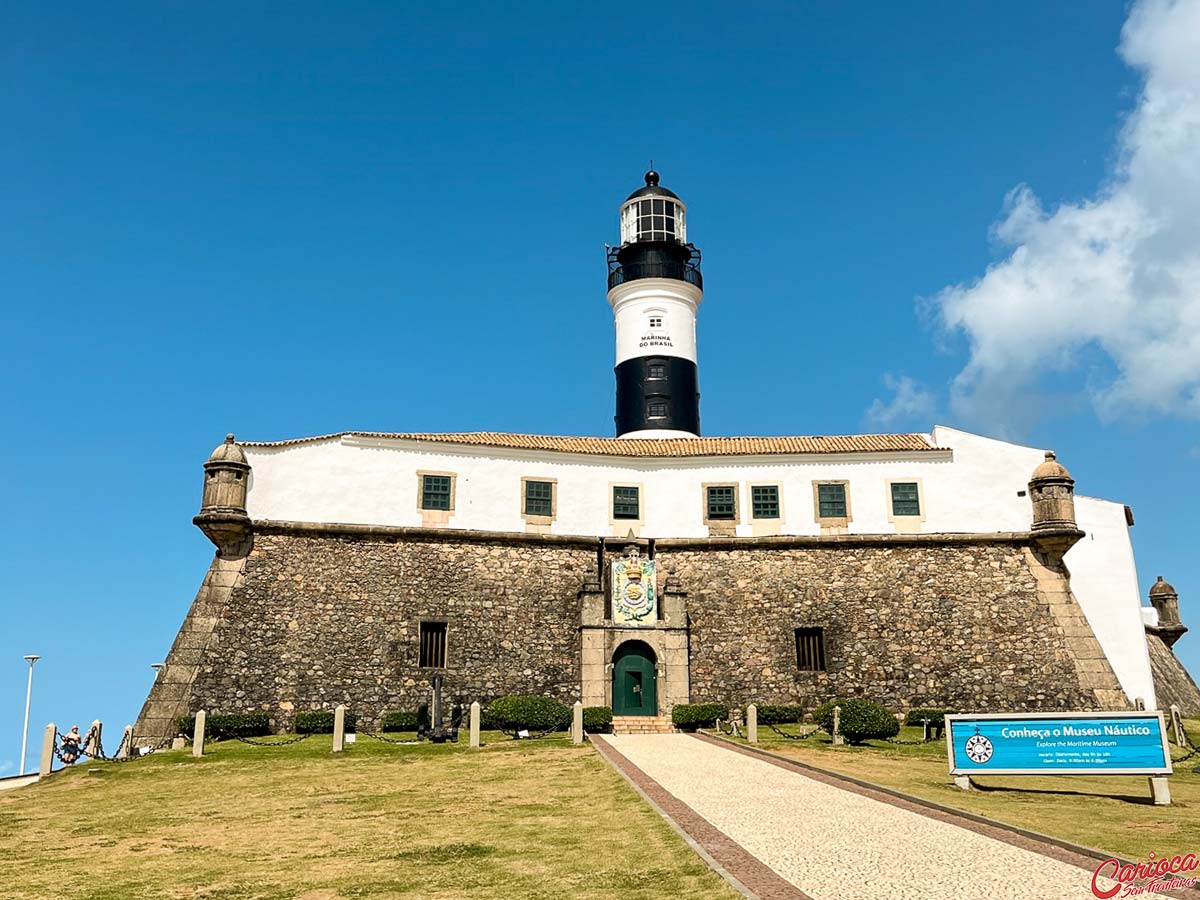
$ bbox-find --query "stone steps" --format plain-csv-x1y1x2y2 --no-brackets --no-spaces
611,715,676,735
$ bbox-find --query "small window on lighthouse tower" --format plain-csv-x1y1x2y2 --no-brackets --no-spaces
649,316,663,328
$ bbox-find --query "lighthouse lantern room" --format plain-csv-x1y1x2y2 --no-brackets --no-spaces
606,170,704,438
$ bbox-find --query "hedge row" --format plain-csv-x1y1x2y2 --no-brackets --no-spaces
751,704,805,725
671,703,729,730
175,712,270,739
813,698,899,744
904,708,954,726
295,710,358,734
485,696,571,735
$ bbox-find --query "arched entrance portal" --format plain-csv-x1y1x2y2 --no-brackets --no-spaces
612,640,658,716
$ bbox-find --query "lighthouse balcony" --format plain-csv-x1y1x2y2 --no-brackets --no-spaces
607,242,703,290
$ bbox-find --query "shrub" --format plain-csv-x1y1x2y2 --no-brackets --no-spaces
752,704,805,725
583,706,613,733
813,699,899,744
381,711,419,731
175,711,271,740
904,708,955,727
671,703,729,731
485,696,571,735
295,710,358,734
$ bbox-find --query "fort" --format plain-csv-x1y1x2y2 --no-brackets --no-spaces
133,171,1200,744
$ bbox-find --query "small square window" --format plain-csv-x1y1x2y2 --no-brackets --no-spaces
421,475,452,510
795,627,826,672
524,480,553,517
613,486,640,520
706,485,736,520
419,621,447,669
891,482,920,517
647,401,667,418
648,364,666,380
751,485,780,519
817,483,847,518
649,316,663,328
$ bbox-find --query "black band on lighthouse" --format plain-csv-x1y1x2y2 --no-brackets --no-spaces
615,356,700,436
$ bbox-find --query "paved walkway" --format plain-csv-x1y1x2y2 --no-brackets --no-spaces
598,734,1121,900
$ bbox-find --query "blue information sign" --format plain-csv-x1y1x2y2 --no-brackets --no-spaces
946,712,1173,776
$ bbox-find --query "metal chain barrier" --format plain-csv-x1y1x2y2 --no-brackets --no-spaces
765,722,825,741
357,730,424,745
884,734,938,746
232,733,314,747
519,712,574,741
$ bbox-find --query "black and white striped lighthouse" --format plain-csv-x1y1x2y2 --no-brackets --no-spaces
606,170,704,438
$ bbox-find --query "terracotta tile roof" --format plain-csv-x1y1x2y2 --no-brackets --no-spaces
242,431,941,457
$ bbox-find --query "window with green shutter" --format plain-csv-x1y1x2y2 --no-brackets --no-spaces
421,475,452,510
751,485,780,519
817,483,847,518
890,482,921,517
613,486,640,519
524,480,553,516
706,485,736,520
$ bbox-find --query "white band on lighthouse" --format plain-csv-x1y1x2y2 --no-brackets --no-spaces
608,278,703,367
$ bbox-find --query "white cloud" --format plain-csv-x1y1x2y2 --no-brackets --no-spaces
866,373,937,429
930,0,1200,430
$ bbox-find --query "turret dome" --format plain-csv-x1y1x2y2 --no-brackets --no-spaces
1149,576,1178,598
1031,450,1072,481
208,433,247,465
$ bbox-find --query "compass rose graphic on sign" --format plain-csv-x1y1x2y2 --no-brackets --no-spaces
964,726,994,764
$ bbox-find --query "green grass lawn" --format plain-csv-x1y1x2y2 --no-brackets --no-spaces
0,732,739,900
729,719,1200,860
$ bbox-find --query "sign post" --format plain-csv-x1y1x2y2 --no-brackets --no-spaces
946,711,1174,805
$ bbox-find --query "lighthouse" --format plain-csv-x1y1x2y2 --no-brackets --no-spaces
607,170,703,437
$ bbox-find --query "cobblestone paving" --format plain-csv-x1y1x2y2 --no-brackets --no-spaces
606,734,1117,900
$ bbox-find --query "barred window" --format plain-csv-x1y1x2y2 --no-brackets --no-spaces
795,627,826,672
891,482,920,517
419,621,447,669
524,480,553,517
647,363,666,380
706,485,736,520
647,400,668,418
817,483,847,518
613,486,640,519
421,475,452,510
751,485,780,519
648,316,663,328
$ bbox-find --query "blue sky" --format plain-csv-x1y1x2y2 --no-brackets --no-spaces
3,1,1198,769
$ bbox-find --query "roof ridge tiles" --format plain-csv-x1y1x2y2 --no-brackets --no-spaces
239,430,942,457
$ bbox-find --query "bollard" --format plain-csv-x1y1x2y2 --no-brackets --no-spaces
39,723,56,777
193,710,207,757
469,701,481,748
832,705,844,746
571,701,583,745
117,725,134,760
1170,705,1186,748
84,719,103,759
747,704,758,744
332,705,346,753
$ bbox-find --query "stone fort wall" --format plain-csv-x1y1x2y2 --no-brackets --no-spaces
134,525,1127,742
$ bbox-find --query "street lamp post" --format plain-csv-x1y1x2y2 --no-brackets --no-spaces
19,655,40,776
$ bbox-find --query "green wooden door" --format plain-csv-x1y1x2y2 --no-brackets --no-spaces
612,642,657,716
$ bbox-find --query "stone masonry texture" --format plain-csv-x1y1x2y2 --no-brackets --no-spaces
135,527,1126,741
